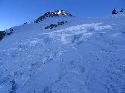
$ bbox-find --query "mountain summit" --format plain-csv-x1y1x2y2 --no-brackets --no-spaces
34,10,72,23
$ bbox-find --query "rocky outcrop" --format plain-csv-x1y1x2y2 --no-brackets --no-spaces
0,31,6,40
45,24,58,29
34,10,72,23
0,28,14,41
45,21,67,29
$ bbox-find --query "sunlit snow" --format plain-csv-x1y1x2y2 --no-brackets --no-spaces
0,15,125,93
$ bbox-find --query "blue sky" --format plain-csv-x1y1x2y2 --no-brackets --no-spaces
0,0,124,30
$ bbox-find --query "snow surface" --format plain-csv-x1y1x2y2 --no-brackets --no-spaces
0,15,125,93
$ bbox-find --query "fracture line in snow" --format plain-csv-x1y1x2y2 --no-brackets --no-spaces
42,23,112,44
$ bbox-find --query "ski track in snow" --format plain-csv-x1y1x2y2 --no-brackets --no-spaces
0,16,125,93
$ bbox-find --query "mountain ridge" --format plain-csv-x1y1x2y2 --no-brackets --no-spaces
34,10,73,23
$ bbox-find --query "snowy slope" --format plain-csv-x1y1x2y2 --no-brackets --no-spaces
0,14,125,93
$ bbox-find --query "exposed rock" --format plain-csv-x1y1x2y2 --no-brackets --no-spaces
0,31,6,40
7,31,13,36
45,21,68,29
0,28,14,41
34,10,72,23
45,24,58,29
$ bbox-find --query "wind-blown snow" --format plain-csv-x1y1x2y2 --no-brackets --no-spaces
46,23,112,44
0,15,125,93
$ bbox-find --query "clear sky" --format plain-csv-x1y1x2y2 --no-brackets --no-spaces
0,0,124,30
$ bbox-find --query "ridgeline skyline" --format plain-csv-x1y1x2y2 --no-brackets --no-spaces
0,0,124,30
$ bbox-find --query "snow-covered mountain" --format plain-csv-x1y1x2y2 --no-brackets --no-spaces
34,10,72,23
0,11,125,93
